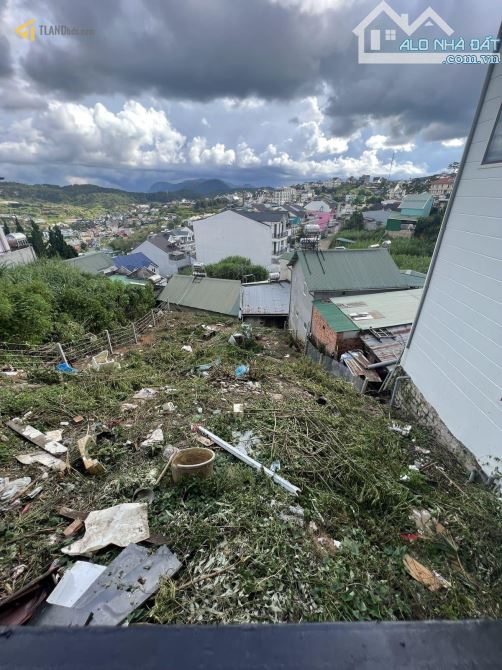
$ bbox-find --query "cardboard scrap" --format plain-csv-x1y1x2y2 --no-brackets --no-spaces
62,502,150,555
63,519,84,537
77,435,105,476
17,452,67,472
403,554,450,592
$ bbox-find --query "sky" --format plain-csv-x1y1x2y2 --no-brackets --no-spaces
0,0,500,190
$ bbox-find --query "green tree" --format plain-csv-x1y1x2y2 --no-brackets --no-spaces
205,256,268,281
345,211,364,231
14,217,24,234
28,220,47,257
47,226,78,259
3,221,11,235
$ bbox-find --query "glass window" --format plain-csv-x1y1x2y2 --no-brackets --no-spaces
385,29,396,41
483,105,502,164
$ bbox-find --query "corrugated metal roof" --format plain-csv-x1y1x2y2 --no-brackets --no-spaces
241,282,290,316
313,301,357,333
65,251,114,275
292,249,408,292
113,252,156,271
158,275,240,316
401,270,426,288
331,288,423,329
360,324,411,364
109,275,149,287
399,192,433,209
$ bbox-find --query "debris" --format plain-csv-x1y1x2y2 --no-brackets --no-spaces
60,421,69,426
270,460,281,473
77,435,105,476
121,403,138,412
7,419,67,456
403,554,450,591
233,403,244,414
409,509,435,535
400,533,419,542
278,503,305,527
36,544,181,627
45,429,63,442
73,415,85,424
162,401,177,413
11,565,27,580
195,357,221,374
235,364,249,378
201,325,218,338
62,502,150,556
415,446,431,454
181,345,193,353
141,427,164,448
56,362,77,374
171,447,215,483
90,350,120,372
46,561,107,608
0,476,31,502
197,426,300,496
231,430,260,456
0,562,59,625
194,434,214,448
388,421,412,436
17,452,67,472
63,519,84,537
308,521,341,557
27,485,43,499
133,387,158,400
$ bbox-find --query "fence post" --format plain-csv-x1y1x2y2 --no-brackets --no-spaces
56,342,68,366
132,322,138,344
151,309,156,327
105,330,114,355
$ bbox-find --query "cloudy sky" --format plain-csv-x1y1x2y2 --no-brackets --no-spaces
0,0,499,190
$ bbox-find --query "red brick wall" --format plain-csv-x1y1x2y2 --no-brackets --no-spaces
311,307,360,357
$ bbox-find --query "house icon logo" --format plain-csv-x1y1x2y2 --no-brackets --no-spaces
353,1,454,64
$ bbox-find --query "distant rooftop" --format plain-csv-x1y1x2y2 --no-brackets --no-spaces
331,288,423,330
241,281,290,316
158,275,240,316
399,192,433,209
237,210,286,224
113,252,157,271
64,251,114,275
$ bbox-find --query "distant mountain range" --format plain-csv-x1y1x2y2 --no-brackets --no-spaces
149,178,232,195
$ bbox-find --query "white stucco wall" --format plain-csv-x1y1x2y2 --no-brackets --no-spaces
133,240,190,277
193,210,273,269
0,246,36,268
402,58,502,474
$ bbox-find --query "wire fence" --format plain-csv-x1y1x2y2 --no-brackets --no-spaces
0,306,171,370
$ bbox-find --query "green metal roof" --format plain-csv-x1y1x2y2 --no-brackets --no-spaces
331,288,423,330
291,249,408,292
64,251,114,275
158,275,240,316
399,193,433,209
313,301,357,332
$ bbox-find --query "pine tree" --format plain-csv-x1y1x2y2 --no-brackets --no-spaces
3,221,11,235
48,226,77,259
14,217,24,234
28,220,47,257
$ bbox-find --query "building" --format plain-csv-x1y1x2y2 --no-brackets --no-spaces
288,248,415,344
399,192,434,218
132,232,191,277
430,175,455,201
167,226,195,253
311,288,422,361
240,281,291,327
64,251,115,275
192,209,289,271
400,47,502,477
305,200,332,213
385,213,418,238
271,187,297,205
158,275,240,317
112,253,158,275
0,228,36,268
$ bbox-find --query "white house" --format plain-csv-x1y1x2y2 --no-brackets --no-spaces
132,232,191,278
192,209,289,270
305,200,332,213
401,47,502,477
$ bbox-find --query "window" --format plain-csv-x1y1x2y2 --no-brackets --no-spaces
385,29,396,41
482,104,502,164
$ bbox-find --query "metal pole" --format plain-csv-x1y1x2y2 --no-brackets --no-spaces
105,330,114,355
56,342,68,366
132,323,138,344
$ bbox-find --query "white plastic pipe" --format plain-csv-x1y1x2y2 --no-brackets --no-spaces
198,426,300,496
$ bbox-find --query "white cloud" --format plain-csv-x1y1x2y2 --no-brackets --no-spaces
366,134,414,152
295,96,350,156
269,0,355,14
222,97,266,110
236,142,261,167
441,137,466,148
188,136,236,165
201,117,210,127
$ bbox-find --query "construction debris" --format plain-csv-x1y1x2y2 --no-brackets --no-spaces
7,419,67,456
403,554,451,591
141,427,164,448
46,561,106,607
73,415,85,424
121,403,138,411
45,429,63,442
233,403,244,414
63,519,84,537
77,435,105,476
388,421,412,436
197,426,300,495
181,345,193,353
16,452,67,472
0,563,59,625
133,387,158,400
232,430,260,456
62,503,150,555
34,544,181,627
